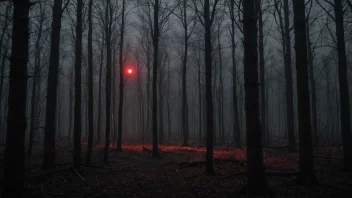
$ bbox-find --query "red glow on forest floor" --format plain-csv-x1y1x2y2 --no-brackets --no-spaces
100,144,298,170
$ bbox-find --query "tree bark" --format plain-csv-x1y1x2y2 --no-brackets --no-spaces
306,21,318,145
182,0,189,146
43,0,63,169
258,0,267,145
292,0,317,184
283,0,296,152
85,0,94,164
74,0,83,169
117,0,126,152
243,0,267,194
152,0,160,158
104,0,113,162
28,5,44,155
96,40,104,145
204,0,215,174
229,0,241,148
3,0,29,196
333,0,352,172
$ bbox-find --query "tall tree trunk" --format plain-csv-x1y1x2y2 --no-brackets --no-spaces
96,41,104,145
167,60,171,140
283,0,296,152
158,61,164,145
28,7,44,155
0,5,10,140
292,0,316,184
73,0,83,169
43,0,63,169
229,0,241,147
152,0,160,158
3,0,29,196
258,0,266,145
104,0,113,162
204,0,215,174
333,0,352,172
306,21,318,145
197,48,202,142
68,69,73,149
182,0,189,146
117,0,126,152
243,0,267,194
85,0,94,164
218,25,224,146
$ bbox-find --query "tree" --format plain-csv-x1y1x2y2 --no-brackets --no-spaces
117,0,126,152
152,0,161,158
193,0,220,174
3,0,30,196
243,0,267,194
28,3,45,155
332,0,352,172
227,0,241,148
292,0,316,184
43,0,64,169
85,0,94,164
283,0,296,152
74,0,83,169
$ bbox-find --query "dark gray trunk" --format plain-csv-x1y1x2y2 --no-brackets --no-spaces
258,0,267,145
43,0,63,169
333,0,352,172
182,0,189,146
283,0,296,152
204,0,215,174
96,41,104,145
117,0,126,152
104,0,113,162
229,0,241,148
243,0,267,194
292,0,316,184
152,0,160,158
3,0,29,196
73,0,83,169
28,7,44,155
85,0,94,164
306,21,318,145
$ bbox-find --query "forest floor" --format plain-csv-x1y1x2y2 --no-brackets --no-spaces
1,141,352,197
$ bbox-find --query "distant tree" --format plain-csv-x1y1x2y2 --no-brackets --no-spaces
193,0,221,174
28,3,45,156
43,0,64,169
74,0,83,169
243,0,268,194
292,0,317,184
85,0,94,164
117,0,126,152
3,0,30,196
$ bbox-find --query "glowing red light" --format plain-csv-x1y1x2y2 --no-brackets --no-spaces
128,69,132,74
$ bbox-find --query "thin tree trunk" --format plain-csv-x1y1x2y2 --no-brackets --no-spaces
258,0,266,145
117,0,126,152
96,41,104,145
158,61,164,145
28,8,43,155
152,0,160,158
0,5,10,141
85,0,94,164
243,0,267,194
3,0,29,195
104,0,113,162
229,0,241,147
333,0,352,172
73,0,83,169
204,0,215,174
283,0,296,152
306,21,318,145
292,0,316,184
182,0,189,146
68,70,73,149
43,0,63,169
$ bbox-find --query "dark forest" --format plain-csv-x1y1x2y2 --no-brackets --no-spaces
0,0,352,197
